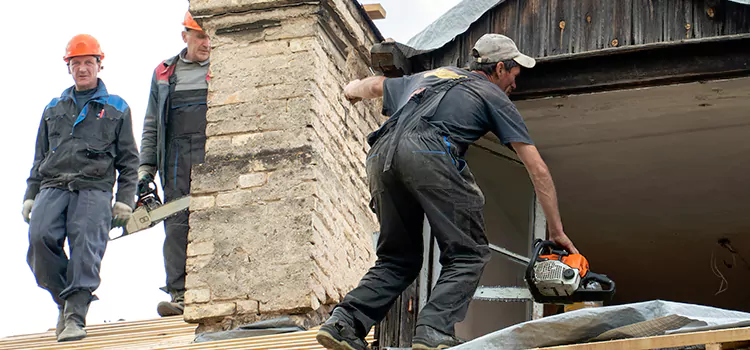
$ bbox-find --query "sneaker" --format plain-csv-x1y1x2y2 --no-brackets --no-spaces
316,309,369,350
412,325,463,350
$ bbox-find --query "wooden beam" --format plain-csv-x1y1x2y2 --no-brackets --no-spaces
363,3,386,20
535,327,750,350
508,34,750,100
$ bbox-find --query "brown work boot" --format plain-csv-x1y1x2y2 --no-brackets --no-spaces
157,290,185,317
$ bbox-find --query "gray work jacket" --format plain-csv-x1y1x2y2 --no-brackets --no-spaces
25,79,139,208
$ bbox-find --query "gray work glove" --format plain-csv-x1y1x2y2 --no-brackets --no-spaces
112,202,133,228
138,165,157,195
22,199,34,223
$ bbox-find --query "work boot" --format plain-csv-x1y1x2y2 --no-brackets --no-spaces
412,325,463,350
157,290,185,317
57,291,92,342
316,308,369,350
55,304,64,337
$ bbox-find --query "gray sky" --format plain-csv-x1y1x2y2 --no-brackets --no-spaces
0,0,462,338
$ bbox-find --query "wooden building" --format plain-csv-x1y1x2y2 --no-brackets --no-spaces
369,0,750,348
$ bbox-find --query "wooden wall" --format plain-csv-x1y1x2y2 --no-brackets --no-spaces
421,0,750,68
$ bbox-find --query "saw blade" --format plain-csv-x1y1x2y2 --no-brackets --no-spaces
148,196,191,223
473,286,533,302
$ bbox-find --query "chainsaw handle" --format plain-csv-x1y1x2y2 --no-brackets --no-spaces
580,272,616,295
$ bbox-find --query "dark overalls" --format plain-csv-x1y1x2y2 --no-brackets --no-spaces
336,77,491,336
162,75,207,294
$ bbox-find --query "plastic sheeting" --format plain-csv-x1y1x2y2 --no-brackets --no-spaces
193,316,305,343
402,0,749,56
453,300,750,350
405,0,504,54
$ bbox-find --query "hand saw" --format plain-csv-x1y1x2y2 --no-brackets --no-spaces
110,182,191,240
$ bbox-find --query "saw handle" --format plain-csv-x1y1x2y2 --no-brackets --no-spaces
580,272,615,294
525,239,616,304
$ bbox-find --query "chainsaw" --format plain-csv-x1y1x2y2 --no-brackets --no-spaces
110,181,190,240
474,239,615,304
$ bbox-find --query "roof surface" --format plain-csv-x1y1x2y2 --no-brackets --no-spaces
0,316,374,350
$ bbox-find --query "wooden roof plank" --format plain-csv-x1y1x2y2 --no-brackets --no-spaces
536,327,750,350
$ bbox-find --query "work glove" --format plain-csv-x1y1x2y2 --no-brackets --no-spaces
138,165,156,195
112,202,133,228
22,199,34,223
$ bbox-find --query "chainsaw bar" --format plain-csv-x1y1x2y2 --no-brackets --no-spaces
473,286,533,303
111,196,191,240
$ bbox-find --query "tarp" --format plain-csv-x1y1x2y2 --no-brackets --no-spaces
405,0,505,54
453,300,750,349
193,316,305,343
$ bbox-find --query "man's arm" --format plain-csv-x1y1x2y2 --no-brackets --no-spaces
114,106,139,209
139,71,160,174
24,113,49,202
511,142,579,254
344,76,386,103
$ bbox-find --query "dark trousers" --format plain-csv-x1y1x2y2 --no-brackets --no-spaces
161,136,195,294
27,188,112,304
337,122,491,336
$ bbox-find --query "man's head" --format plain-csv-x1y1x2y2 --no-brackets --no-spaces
64,34,104,91
181,11,210,62
469,34,535,94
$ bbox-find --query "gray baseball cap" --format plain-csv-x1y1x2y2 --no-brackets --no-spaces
472,33,536,68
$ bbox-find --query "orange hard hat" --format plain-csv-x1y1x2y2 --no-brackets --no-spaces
182,11,203,31
64,34,104,62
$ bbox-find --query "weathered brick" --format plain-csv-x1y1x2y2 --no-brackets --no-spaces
188,241,215,257
205,99,314,137
191,1,316,20
186,255,211,273
185,274,208,289
185,289,211,304
237,300,260,315
184,302,236,322
193,129,315,195
191,195,216,211
239,173,268,188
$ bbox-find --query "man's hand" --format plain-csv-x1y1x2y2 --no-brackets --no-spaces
550,231,579,255
112,202,133,227
137,165,156,195
344,79,362,104
342,76,386,104
22,199,34,223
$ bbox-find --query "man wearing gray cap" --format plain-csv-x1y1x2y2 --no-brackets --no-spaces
316,34,578,350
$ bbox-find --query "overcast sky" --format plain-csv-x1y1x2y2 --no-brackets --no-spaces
0,0,464,338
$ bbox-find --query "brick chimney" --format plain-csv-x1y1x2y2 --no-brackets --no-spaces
183,0,384,332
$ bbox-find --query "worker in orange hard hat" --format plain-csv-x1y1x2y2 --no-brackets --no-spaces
138,11,211,317
23,33,138,342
